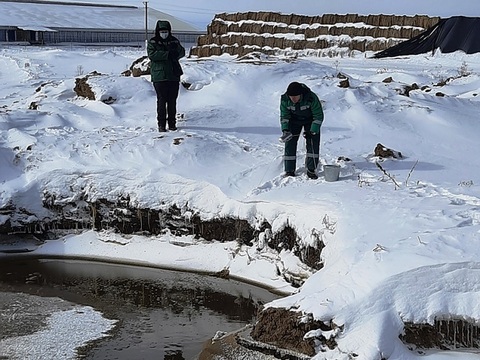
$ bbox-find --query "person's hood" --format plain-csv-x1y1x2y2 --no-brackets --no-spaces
155,20,172,39
284,82,310,97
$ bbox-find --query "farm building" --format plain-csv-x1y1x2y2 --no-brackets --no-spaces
0,0,203,46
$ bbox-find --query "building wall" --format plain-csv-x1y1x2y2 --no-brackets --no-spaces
0,1,204,45
43,30,145,44
0,28,203,45
0,28,25,42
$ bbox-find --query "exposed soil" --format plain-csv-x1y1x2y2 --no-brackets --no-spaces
250,307,333,356
402,319,480,352
0,198,324,272
73,71,102,100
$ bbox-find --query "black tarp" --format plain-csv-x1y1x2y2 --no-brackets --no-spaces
374,16,480,58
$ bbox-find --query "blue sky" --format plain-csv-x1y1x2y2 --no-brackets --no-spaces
47,0,480,29
116,0,480,29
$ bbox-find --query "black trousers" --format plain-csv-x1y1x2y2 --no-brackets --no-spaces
284,122,320,173
153,81,179,129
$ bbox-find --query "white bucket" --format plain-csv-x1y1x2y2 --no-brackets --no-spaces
323,165,340,182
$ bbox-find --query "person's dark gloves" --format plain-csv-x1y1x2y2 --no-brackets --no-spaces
303,131,317,139
280,130,293,143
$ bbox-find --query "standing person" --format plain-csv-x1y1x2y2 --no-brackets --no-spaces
280,82,324,179
147,20,185,132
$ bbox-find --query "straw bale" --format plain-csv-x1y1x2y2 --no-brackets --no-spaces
190,11,440,58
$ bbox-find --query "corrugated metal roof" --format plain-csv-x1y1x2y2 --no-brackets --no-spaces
0,0,200,32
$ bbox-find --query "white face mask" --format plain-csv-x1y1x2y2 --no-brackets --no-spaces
159,31,169,39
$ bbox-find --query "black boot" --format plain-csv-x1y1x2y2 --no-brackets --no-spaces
158,120,167,132
307,170,318,179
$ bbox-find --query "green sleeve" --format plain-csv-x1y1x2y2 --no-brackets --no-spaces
309,93,324,133
280,95,291,131
147,41,168,62
175,42,186,59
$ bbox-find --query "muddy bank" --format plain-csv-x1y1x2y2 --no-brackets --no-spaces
1,199,324,274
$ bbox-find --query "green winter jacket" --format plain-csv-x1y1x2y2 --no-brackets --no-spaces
147,20,186,82
280,83,324,133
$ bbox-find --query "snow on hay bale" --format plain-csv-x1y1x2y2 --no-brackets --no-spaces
190,12,440,58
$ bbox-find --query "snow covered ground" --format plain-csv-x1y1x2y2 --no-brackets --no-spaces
2,44,480,359
0,291,116,360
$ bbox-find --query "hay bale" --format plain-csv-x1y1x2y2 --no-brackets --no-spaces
192,11,440,58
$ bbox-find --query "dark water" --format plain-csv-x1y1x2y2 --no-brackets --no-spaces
0,258,280,359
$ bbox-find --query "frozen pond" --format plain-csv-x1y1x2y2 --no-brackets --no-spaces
0,258,280,359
